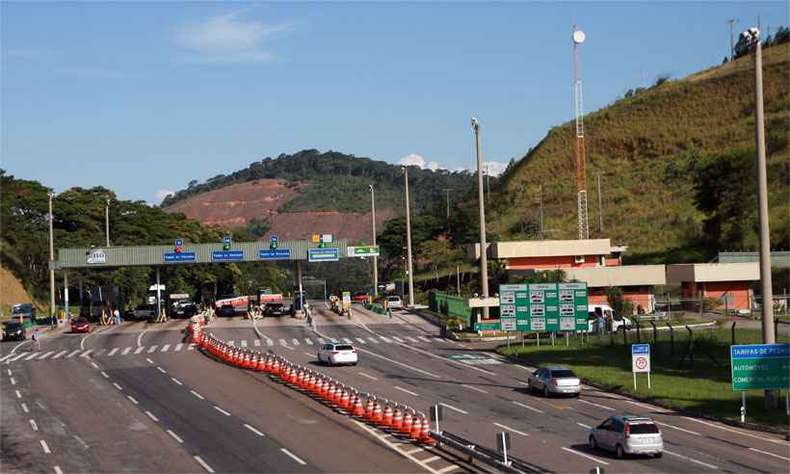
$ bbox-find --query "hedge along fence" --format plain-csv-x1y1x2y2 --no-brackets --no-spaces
429,292,472,327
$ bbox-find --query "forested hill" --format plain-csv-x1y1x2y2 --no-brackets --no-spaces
161,149,476,215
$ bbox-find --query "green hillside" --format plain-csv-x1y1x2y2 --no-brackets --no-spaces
492,43,789,261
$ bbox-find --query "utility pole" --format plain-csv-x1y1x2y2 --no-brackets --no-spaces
443,188,451,230
404,167,415,307
472,117,489,320
538,185,544,240
596,172,604,233
48,192,56,319
746,27,777,408
728,19,738,61
369,185,378,297
105,198,111,247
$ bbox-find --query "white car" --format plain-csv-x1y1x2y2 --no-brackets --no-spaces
589,416,663,458
317,343,358,366
386,296,403,309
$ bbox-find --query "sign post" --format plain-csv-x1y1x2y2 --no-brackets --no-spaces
429,404,444,433
496,431,511,466
730,343,790,423
631,343,651,390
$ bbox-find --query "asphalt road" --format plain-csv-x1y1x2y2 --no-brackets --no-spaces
3,307,789,473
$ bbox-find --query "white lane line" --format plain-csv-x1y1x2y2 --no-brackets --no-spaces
146,358,154,364
367,337,379,344
8,353,27,362
512,400,544,414
358,372,379,381
174,343,183,352
100,371,109,379
80,349,93,358
21,402,29,413
170,377,183,386
10,376,16,386
391,336,405,343
147,345,158,353
134,347,144,355
357,347,440,378
303,352,314,357
395,386,420,397
578,399,615,411
161,344,170,352
29,419,38,431
166,429,184,443
395,339,497,376
655,421,700,436
53,466,63,474
112,382,123,391
253,339,261,347
37,351,55,360
0,354,12,363
280,448,307,466
304,338,314,345
749,447,790,462
145,410,159,422
51,350,68,360
137,327,148,347
355,337,367,344
562,447,608,465
90,361,99,369
15,390,22,399
127,395,139,405
493,422,528,436
213,406,231,416
439,402,468,415
193,455,215,473
576,422,592,429
190,390,205,400
25,352,41,360
121,346,132,355
682,416,788,445
244,423,266,437
157,366,167,373
107,348,119,356
663,449,718,470
240,340,248,348
461,384,488,394
379,336,392,343
40,439,51,454
435,465,457,474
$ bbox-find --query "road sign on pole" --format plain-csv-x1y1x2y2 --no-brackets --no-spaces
499,282,588,333
730,343,790,391
631,343,651,390
347,245,380,257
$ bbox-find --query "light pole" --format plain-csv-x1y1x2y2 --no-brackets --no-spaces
105,198,111,247
743,27,777,408
403,167,415,307
472,117,490,320
48,192,56,320
728,19,738,61
369,185,378,297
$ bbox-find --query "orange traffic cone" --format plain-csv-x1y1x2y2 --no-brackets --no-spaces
272,358,280,375
339,389,351,410
410,416,422,440
352,394,365,417
391,406,403,431
401,410,413,435
365,397,376,421
420,417,435,445
264,356,273,373
382,404,393,428
372,399,383,423
243,352,251,369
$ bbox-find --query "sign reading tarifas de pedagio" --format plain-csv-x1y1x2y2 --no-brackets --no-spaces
730,343,790,391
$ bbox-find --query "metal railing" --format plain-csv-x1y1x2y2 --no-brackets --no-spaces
430,430,548,473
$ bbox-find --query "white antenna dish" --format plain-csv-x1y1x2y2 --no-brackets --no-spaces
573,29,586,44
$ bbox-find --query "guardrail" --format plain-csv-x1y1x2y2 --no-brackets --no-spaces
430,430,547,473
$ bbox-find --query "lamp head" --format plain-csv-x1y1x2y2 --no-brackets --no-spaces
572,29,586,44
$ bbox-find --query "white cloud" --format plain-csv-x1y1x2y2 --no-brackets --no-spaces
172,11,288,62
485,161,508,177
398,153,440,171
156,189,175,202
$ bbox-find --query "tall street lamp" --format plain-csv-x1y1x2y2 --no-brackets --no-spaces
369,184,378,297
403,167,415,307
48,192,56,319
472,117,490,320
105,198,111,247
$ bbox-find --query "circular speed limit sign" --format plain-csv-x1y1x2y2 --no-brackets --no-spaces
635,356,648,370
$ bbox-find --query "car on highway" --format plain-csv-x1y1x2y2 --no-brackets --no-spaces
317,343,359,366
263,302,290,317
527,366,581,397
2,322,27,341
386,295,403,309
352,291,369,303
132,304,157,320
70,317,92,334
588,415,663,459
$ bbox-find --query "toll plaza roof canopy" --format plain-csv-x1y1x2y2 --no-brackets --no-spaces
52,239,352,269
564,265,666,288
666,262,759,284
467,239,626,260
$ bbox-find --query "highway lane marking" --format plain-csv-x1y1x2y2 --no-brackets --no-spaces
166,429,184,443
146,358,155,364
682,416,788,445
355,337,367,344
145,411,158,422
29,419,38,431
193,455,215,473
51,350,68,359
359,372,379,381
90,361,99,369
304,352,314,357
161,344,170,352
292,338,301,346
391,336,405,343
121,347,132,355
253,339,261,347
367,337,380,344
655,421,700,436
112,382,123,391
134,347,144,355
25,352,41,360
512,400,544,414
101,371,109,379
663,449,718,469
157,366,167,373
461,384,488,394
107,348,119,356
21,402,29,413
439,402,468,415
79,349,93,358
576,422,592,429
175,343,183,351
749,447,790,461
280,448,307,465
240,340,247,348
213,406,231,416
53,466,63,474
37,351,54,360
190,390,205,400
40,440,51,454
578,399,615,411
244,423,266,437
305,338,314,345
170,377,183,386
493,422,529,436
422,456,440,463
127,395,139,405
15,390,22,398
9,377,16,385
147,345,158,353
561,447,608,465
395,386,420,397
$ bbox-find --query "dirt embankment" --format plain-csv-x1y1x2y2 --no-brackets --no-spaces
0,266,35,310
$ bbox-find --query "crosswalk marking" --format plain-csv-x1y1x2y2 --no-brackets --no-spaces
404,336,419,343
391,336,405,343
52,350,68,359
80,349,93,358
292,338,300,346
174,343,183,352
107,348,119,356
66,349,81,358
240,340,247,348
37,351,55,360
147,346,158,353
8,353,26,362
304,338,313,345
279,339,288,347
134,347,144,355
122,347,132,355
379,336,391,343
161,344,170,352
253,339,261,347
228,341,235,346
367,337,379,344
0,354,12,363
24,352,41,361
355,338,367,344
342,338,353,344
418,336,432,342
266,339,274,347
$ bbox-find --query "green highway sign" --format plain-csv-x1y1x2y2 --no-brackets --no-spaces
730,343,790,391
347,245,380,257
474,321,501,332
499,282,588,332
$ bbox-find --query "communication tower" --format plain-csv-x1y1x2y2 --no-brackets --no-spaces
573,26,590,240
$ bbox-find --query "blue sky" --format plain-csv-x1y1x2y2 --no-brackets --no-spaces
2,1,787,204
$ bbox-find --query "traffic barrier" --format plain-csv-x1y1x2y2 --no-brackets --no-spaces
352,393,365,417
365,396,375,421
419,416,435,445
372,399,383,424
391,406,403,431
382,403,393,428
339,388,351,410
409,416,422,440
402,410,413,435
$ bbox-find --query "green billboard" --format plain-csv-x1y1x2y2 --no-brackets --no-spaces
499,282,588,332
730,343,790,391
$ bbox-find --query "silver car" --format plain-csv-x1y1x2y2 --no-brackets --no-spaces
527,366,581,397
589,416,664,458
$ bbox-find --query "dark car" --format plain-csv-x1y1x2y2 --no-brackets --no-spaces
217,304,236,317
182,304,199,317
70,317,91,334
263,302,289,317
3,322,26,341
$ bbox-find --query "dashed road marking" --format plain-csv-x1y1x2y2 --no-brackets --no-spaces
51,350,68,359
355,337,367,344
146,358,154,364
439,402,468,415
562,447,608,465
147,345,158,353
53,466,63,474
21,402,29,413
37,351,54,360
10,376,16,385
379,336,392,343
134,347,144,355
395,386,419,397
436,465,457,474
190,390,205,400
404,336,419,343
161,344,170,352
303,352,314,357
145,410,159,422
167,429,184,443
8,353,27,362
40,439,51,454
157,366,167,373
214,406,231,416
281,448,307,465
342,338,353,344
194,455,215,473
127,395,139,405
107,348,119,356
244,423,265,437
577,399,615,411
367,337,379,344
663,449,718,469
461,384,488,394
112,382,123,390
100,371,109,379
25,352,41,361
171,377,183,386
493,422,528,436
90,361,99,369
29,419,38,431
121,347,131,355
576,422,592,429
174,343,183,352
512,400,544,414
748,447,790,462
655,421,700,436
391,336,405,343
359,372,379,381
15,390,21,398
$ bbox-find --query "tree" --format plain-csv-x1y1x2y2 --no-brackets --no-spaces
607,287,634,317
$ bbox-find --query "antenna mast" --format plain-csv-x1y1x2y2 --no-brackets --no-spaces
573,25,590,240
